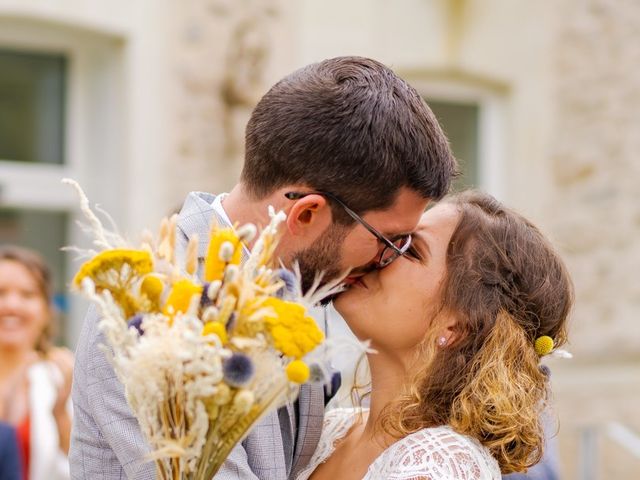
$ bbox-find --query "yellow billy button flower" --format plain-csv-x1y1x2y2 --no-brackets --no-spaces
163,278,203,316
262,298,324,359
204,227,242,282
534,335,555,356
73,249,153,288
140,274,164,306
286,360,310,384
202,321,228,344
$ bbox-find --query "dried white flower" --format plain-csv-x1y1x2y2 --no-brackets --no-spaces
219,241,235,262
233,390,254,413
236,223,257,242
207,280,222,300
213,383,232,405
224,264,239,282
202,306,220,324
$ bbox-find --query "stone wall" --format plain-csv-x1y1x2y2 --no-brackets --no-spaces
551,0,640,360
165,0,287,208
549,0,640,476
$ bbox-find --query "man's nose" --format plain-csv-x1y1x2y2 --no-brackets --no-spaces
351,261,378,276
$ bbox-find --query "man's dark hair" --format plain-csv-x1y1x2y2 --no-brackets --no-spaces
242,56,457,224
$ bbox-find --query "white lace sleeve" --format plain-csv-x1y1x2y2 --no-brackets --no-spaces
295,408,362,480
367,426,502,480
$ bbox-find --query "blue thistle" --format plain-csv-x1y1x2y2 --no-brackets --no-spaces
127,314,144,336
539,365,551,378
223,353,255,387
274,268,298,300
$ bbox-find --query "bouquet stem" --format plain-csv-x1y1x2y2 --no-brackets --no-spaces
198,382,290,479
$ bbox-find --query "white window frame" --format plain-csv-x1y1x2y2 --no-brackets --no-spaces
409,77,508,201
0,18,126,346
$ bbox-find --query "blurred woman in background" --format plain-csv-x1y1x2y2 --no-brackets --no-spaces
0,246,72,480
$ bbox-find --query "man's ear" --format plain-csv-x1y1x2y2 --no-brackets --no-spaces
285,194,332,236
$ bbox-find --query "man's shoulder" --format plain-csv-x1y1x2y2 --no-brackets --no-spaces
75,304,102,350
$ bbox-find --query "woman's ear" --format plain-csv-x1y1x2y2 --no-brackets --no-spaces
439,312,461,347
285,194,331,236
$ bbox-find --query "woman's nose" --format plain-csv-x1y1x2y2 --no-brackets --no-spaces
0,291,25,311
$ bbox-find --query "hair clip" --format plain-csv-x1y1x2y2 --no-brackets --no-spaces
534,336,554,356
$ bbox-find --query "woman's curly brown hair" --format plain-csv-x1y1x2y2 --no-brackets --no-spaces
379,191,573,474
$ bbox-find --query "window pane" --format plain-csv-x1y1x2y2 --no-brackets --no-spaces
427,100,479,191
0,208,69,343
0,50,66,164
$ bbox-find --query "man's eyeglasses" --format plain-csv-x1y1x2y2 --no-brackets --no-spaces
284,191,412,268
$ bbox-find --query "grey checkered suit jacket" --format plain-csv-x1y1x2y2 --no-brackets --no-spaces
70,192,325,480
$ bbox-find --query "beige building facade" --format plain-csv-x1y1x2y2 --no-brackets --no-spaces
0,0,638,477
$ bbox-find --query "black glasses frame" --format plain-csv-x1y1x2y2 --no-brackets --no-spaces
284,191,412,268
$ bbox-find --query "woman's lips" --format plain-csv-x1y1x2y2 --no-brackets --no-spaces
0,315,24,331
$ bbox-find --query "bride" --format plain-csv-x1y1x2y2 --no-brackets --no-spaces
297,191,573,479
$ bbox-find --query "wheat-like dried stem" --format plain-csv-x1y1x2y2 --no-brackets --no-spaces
201,382,289,479
62,178,112,249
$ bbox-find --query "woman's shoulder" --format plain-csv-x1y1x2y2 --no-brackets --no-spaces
370,426,501,480
295,407,368,480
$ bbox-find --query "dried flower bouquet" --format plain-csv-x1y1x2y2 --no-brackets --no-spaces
66,179,343,479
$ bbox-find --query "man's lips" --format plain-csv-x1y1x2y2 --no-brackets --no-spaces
344,275,367,288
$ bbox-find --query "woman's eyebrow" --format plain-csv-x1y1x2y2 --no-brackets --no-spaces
383,229,413,240
413,230,432,258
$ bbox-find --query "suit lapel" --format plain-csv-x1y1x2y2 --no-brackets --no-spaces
290,384,324,479
290,307,329,478
278,400,295,475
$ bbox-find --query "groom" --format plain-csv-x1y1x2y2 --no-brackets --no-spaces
69,56,456,479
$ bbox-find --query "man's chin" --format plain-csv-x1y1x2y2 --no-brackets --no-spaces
293,224,349,301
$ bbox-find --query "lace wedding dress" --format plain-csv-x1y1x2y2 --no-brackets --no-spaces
296,408,501,480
